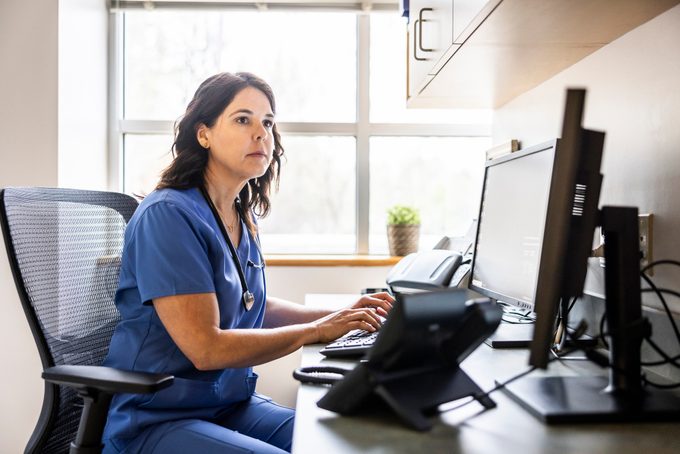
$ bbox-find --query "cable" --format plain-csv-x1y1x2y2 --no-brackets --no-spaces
566,296,577,315
599,312,608,348
498,302,535,324
476,365,537,396
640,271,680,348
440,348,583,416
643,336,680,369
642,287,680,300
642,356,680,367
550,349,588,361
563,264,680,385
593,322,677,367
598,302,680,368
501,315,535,325
438,365,538,415
292,366,350,385
637,273,680,368
642,375,680,389
641,259,680,274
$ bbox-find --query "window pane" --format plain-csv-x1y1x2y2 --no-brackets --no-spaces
124,134,174,196
259,136,356,254
369,13,492,124
125,11,356,122
369,136,491,254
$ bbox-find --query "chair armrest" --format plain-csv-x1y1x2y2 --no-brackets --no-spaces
42,365,173,395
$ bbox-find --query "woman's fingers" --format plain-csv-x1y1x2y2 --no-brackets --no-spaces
315,306,388,343
339,308,380,330
358,308,382,330
353,292,395,316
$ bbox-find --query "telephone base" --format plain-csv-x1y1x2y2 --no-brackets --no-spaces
318,363,494,431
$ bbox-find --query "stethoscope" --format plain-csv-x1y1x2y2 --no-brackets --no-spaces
200,186,263,312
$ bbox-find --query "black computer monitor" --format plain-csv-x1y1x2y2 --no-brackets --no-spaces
529,88,604,368
504,88,680,423
469,141,556,312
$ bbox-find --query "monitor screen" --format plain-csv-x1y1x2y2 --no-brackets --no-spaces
469,141,556,311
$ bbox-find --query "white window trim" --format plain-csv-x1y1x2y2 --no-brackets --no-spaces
109,7,492,254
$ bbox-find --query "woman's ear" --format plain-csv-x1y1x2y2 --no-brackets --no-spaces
196,124,210,149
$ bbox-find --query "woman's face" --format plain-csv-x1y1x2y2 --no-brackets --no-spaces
198,86,275,185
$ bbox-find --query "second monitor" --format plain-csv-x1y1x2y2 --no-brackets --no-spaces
469,140,556,347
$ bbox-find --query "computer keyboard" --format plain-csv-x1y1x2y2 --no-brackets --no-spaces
320,329,379,358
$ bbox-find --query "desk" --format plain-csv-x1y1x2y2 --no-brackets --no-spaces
292,294,680,454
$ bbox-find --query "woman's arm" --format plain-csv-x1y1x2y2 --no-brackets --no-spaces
261,297,332,328
153,292,385,371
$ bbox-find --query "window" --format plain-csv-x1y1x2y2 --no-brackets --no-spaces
115,6,491,255
369,136,488,253
263,136,356,254
124,11,356,123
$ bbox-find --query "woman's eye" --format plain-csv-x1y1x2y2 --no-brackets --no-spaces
236,116,249,125
263,120,274,129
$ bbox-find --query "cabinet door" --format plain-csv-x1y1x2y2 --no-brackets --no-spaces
409,0,454,76
407,19,434,99
453,0,491,44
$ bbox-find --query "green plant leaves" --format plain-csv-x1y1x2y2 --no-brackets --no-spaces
386,205,420,225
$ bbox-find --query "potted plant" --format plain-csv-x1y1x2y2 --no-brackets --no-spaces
386,205,420,256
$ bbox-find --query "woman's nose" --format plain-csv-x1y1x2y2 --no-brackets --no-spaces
254,125,268,141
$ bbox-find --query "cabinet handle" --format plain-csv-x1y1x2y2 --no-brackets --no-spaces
413,19,427,61
418,8,434,53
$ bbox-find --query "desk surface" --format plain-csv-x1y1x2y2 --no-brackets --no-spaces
292,294,680,454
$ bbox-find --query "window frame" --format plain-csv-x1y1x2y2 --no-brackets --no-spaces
109,8,491,255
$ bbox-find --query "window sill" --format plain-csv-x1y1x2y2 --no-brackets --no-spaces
263,254,402,267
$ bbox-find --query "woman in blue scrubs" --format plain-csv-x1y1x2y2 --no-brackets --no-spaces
101,72,394,453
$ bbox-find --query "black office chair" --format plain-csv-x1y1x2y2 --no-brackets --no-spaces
0,187,173,454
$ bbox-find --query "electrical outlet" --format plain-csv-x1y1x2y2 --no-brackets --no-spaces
597,226,606,268
639,213,653,274
594,214,653,272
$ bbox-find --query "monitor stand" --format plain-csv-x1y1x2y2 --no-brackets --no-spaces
501,207,680,423
484,323,534,348
502,375,680,423
485,323,597,349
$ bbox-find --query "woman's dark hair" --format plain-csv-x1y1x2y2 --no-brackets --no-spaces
157,72,284,237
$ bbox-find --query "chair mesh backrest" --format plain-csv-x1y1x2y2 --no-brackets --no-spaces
1,187,137,453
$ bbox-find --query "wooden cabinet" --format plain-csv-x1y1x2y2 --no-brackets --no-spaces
407,0,453,101
407,0,680,108
407,0,500,106
453,0,491,43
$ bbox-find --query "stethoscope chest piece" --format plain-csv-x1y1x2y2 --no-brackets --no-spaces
243,291,255,311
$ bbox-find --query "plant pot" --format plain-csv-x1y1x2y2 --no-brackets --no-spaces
387,224,420,256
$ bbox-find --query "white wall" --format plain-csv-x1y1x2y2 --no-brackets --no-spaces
0,1,59,452
0,1,108,452
254,266,390,407
58,0,109,190
493,4,680,314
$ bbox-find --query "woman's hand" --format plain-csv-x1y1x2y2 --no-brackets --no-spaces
311,307,384,343
348,292,395,318
308,292,396,343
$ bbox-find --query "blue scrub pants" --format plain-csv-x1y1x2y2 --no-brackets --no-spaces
111,394,295,453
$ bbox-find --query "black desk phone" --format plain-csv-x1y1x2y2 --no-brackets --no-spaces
386,220,476,292
316,288,502,431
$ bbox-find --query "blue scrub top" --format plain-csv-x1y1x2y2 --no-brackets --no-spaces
102,187,267,448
